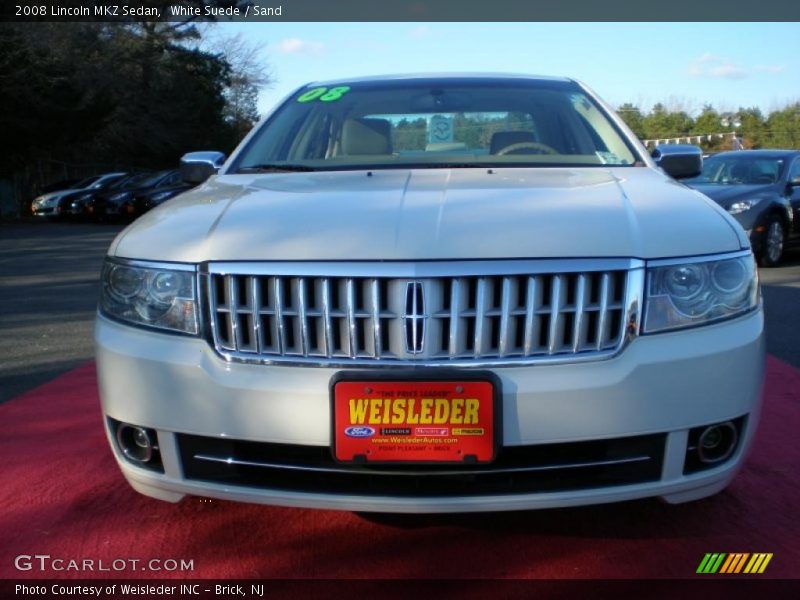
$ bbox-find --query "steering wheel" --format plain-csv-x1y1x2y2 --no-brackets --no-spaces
496,142,559,156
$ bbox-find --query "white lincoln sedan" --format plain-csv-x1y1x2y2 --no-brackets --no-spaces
95,74,764,512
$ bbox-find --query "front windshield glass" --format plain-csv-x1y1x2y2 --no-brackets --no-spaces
75,176,102,188
96,174,124,189
119,171,166,190
686,156,785,185
233,79,639,172
131,171,170,188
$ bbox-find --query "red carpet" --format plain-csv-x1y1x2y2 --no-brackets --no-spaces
1,357,799,580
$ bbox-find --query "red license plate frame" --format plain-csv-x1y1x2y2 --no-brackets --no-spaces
331,372,500,465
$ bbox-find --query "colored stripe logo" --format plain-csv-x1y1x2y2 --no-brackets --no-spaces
697,553,773,574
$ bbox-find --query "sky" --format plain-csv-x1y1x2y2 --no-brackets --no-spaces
213,22,800,118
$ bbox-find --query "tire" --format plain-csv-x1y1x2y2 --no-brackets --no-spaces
758,216,785,267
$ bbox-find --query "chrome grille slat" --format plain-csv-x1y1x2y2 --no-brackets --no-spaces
547,274,563,355
345,278,356,358
498,276,512,357
297,278,309,357
273,277,286,355
370,278,381,358
523,276,538,356
473,277,488,358
251,276,262,354
572,274,587,353
448,278,461,358
228,274,240,351
597,272,611,351
321,278,333,358
206,266,636,365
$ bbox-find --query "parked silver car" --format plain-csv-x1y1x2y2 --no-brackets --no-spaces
96,74,764,512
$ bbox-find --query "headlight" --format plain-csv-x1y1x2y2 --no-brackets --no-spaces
728,199,763,215
100,259,198,334
643,254,758,333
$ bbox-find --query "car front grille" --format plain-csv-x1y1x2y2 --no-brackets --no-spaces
177,432,666,497
203,260,642,366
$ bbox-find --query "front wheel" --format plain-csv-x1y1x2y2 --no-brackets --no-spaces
758,216,785,267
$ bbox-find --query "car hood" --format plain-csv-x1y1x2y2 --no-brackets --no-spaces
110,167,746,262
688,183,777,209
36,192,59,202
37,186,95,204
36,190,74,204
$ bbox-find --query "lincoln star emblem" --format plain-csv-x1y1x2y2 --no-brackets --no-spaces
403,281,426,354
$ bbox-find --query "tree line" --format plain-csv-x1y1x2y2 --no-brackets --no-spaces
0,18,268,213
616,102,800,151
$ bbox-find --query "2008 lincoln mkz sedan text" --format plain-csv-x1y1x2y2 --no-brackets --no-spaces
96,74,765,513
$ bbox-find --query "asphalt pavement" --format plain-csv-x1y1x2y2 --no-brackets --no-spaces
0,221,125,403
759,248,800,370
0,221,798,404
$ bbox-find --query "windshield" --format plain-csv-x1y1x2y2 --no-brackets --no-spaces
119,171,167,190
686,156,785,185
133,171,171,188
232,78,639,172
96,174,125,189
75,176,102,188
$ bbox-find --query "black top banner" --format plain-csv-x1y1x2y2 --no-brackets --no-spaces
3,0,800,22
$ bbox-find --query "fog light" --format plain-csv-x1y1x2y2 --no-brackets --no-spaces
116,423,156,464
697,422,738,464
684,417,745,474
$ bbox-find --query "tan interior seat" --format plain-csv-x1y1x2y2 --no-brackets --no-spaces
341,118,393,155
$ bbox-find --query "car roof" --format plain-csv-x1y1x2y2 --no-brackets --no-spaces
711,150,800,159
306,72,574,87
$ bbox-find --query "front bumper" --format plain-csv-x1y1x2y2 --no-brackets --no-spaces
32,207,56,215
96,308,765,512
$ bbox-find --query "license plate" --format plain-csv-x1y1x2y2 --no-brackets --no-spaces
332,379,497,463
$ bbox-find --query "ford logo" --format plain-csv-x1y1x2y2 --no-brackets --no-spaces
344,426,375,438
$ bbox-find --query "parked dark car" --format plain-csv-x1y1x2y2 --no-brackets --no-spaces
685,150,800,266
59,173,130,219
23,178,79,215
90,170,182,221
31,173,126,219
129,180,196,217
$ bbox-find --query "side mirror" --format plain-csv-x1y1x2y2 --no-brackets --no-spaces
180,151,227,184
652,144,703,180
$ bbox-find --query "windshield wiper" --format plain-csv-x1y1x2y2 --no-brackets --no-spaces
237,164,317,173
408,163,489,169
